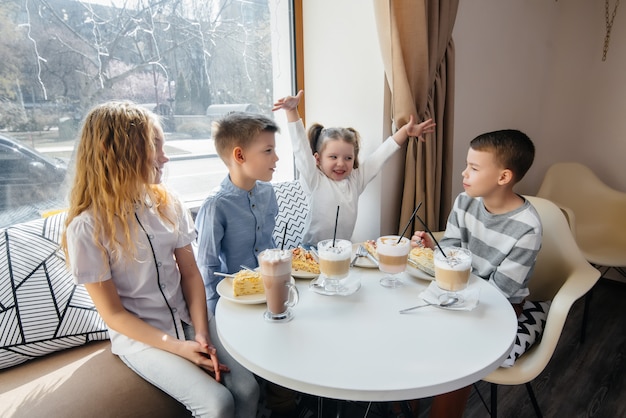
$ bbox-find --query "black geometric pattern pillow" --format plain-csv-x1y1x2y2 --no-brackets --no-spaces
501,300,551,367
272,181,309,250
0,213,108,370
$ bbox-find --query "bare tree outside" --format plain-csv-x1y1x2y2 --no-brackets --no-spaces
0,0,292,228
0,0,273,132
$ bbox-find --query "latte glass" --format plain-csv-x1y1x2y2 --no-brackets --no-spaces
317,239,352,293
434,246,472,303
377,235,411,288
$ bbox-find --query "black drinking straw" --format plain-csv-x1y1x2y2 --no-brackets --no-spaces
280,223,288,250
397,201,423,243
414,212,447,258
332,206,340,247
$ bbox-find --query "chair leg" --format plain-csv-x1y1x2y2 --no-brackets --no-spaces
472,383,491,415
581,288,593,344
317,397,323,418
490,383,497,418
525,382,543,418
335,399,343,418
363,402,372,418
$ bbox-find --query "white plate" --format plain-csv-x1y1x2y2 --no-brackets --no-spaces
405,263,435,281
351,243,378,268
291,269,319,279
217,276,296,304
217,277,266,304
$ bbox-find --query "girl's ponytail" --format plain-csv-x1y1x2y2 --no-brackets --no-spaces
307,123,324,155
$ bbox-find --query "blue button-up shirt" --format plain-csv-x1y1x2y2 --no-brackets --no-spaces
195,175,277,313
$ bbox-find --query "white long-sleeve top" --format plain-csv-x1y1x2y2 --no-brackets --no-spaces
288,119,400,247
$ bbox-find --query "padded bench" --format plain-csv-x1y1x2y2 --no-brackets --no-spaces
0,213,189,417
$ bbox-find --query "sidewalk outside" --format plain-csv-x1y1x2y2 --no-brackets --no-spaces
32,136,217,161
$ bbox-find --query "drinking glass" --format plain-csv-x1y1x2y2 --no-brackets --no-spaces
317,239,352,293
377,235,411,288
433,246,472,303
259,249,299,322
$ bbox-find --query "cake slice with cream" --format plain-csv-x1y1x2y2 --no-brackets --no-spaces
232,270,264,296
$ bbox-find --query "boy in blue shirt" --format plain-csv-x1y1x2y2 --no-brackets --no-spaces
196,112,280,314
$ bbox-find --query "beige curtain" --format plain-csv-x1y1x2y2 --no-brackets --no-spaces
374,0,458,232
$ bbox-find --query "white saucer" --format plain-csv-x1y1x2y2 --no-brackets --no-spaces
309,274,361,296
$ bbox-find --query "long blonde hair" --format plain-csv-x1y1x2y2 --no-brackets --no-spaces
61,101,172,263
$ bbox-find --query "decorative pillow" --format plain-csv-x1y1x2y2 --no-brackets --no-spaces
501,300,551,368
0,213,109,370
272,181,309,250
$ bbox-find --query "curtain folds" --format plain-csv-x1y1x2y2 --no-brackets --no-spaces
374,0,459,232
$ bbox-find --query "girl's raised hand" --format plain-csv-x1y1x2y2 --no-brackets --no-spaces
406,117,436,142
272,89,303,112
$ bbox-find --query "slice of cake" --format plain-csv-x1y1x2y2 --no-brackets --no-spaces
232,270,264,296
291,247,320,273
363,240,378,259
408,246,435,276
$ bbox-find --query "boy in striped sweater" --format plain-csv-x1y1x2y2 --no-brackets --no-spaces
410,129,542,418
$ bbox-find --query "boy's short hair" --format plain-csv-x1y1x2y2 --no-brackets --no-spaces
212,112,279,161
470,129,535,183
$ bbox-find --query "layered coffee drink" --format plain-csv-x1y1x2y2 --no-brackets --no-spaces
259,249,298,321
317,239,351,279
434,247,472,291
376,236,410,274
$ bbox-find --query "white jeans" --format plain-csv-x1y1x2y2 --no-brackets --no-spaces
120,317,259,418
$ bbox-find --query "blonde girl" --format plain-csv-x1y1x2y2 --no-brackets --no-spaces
60,101,258,418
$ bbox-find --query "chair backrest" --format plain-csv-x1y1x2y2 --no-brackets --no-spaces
536,162,626,265
272,180,309,249
537,162,625,233
524,196,589,301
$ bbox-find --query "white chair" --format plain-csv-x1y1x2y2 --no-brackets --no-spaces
272,180,309,249
537,162,626,342
481,196,600,418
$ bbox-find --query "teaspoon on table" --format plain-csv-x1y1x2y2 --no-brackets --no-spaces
398,296,459,314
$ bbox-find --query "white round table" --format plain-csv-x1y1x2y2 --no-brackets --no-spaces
216,267,517,402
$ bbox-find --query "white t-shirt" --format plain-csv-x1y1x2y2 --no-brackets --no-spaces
66,198,197,355
288,120,400,246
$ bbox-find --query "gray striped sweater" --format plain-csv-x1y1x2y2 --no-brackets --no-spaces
440,193,542,303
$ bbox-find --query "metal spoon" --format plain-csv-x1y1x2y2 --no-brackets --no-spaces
398,296,459,314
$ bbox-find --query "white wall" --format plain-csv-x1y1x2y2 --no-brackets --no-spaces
454,0,626,197
300,0,626,243
300,0,390,242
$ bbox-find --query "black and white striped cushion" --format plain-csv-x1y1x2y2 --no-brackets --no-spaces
502,300,550,367
272,181,309,250
0,213,108,370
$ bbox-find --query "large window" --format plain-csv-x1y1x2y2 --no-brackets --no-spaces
0,0,296,228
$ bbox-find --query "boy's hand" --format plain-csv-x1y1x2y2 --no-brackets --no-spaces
411,231,435,250
272,90,303,112
405,117,436,142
